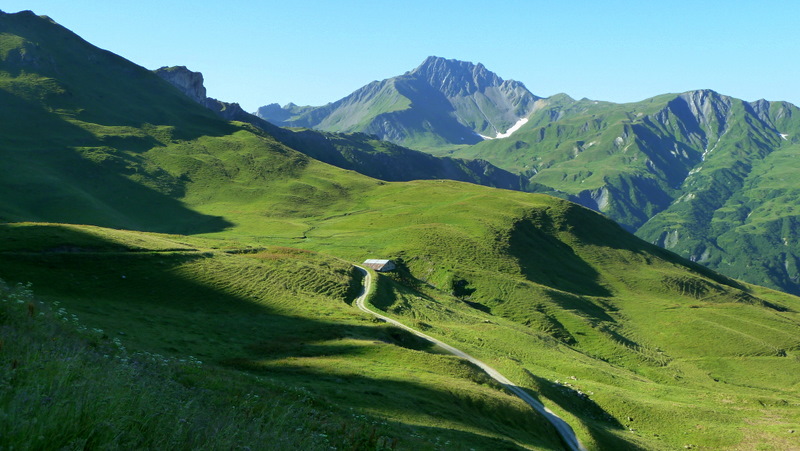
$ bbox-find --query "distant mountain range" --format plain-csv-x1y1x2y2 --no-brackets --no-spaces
258,58,800,295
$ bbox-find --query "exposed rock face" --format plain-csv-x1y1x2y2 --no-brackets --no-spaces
204,98,248,121
155,66,269,128
411,56,503,97
155,66,206,104
409,56,537,116
676,89,732,131
573,187,610,212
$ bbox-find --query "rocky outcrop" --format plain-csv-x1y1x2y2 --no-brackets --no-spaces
155,66,276,130
155,66,206,104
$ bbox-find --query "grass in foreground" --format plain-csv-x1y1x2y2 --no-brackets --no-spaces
0,278,403,450
0,223,567,450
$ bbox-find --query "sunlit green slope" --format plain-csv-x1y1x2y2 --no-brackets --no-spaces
204,180,800,450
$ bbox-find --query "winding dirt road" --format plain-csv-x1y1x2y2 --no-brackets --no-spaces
353,265,586,451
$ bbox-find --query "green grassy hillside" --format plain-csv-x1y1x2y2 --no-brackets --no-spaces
0,224,566,450
194,178,800,449
2,10,799,451
440,90,800,295
0,10,238,232
4,187,800,449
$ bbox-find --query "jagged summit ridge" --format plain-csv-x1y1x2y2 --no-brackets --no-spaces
673,89,733,134
410,56,504,97
256,56,540,147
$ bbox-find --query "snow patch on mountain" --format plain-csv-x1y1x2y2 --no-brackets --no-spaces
479,118,529,140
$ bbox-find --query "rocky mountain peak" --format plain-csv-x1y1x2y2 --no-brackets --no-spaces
747,98,774,124
665,89,733,132
678,89,729,107
746,98,794,128
256,56,540,146
410,56,504,97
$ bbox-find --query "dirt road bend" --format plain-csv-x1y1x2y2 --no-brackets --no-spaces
353,265,586,451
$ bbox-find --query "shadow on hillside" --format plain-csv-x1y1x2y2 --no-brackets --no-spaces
0,227,564,451
368,271,450,324
393,78,485,146
0,90,232,234
238,321,437,357
508,213,612,297
556,203,747,291
275,129,528,191
547,290,616,323
0,223,137,253
630,124,702,188
521,372,646,451
228,360,563,451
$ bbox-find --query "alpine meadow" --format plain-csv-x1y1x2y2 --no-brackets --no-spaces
1,10,799,451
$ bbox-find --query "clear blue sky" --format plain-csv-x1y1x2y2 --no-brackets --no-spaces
4,1,798,112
